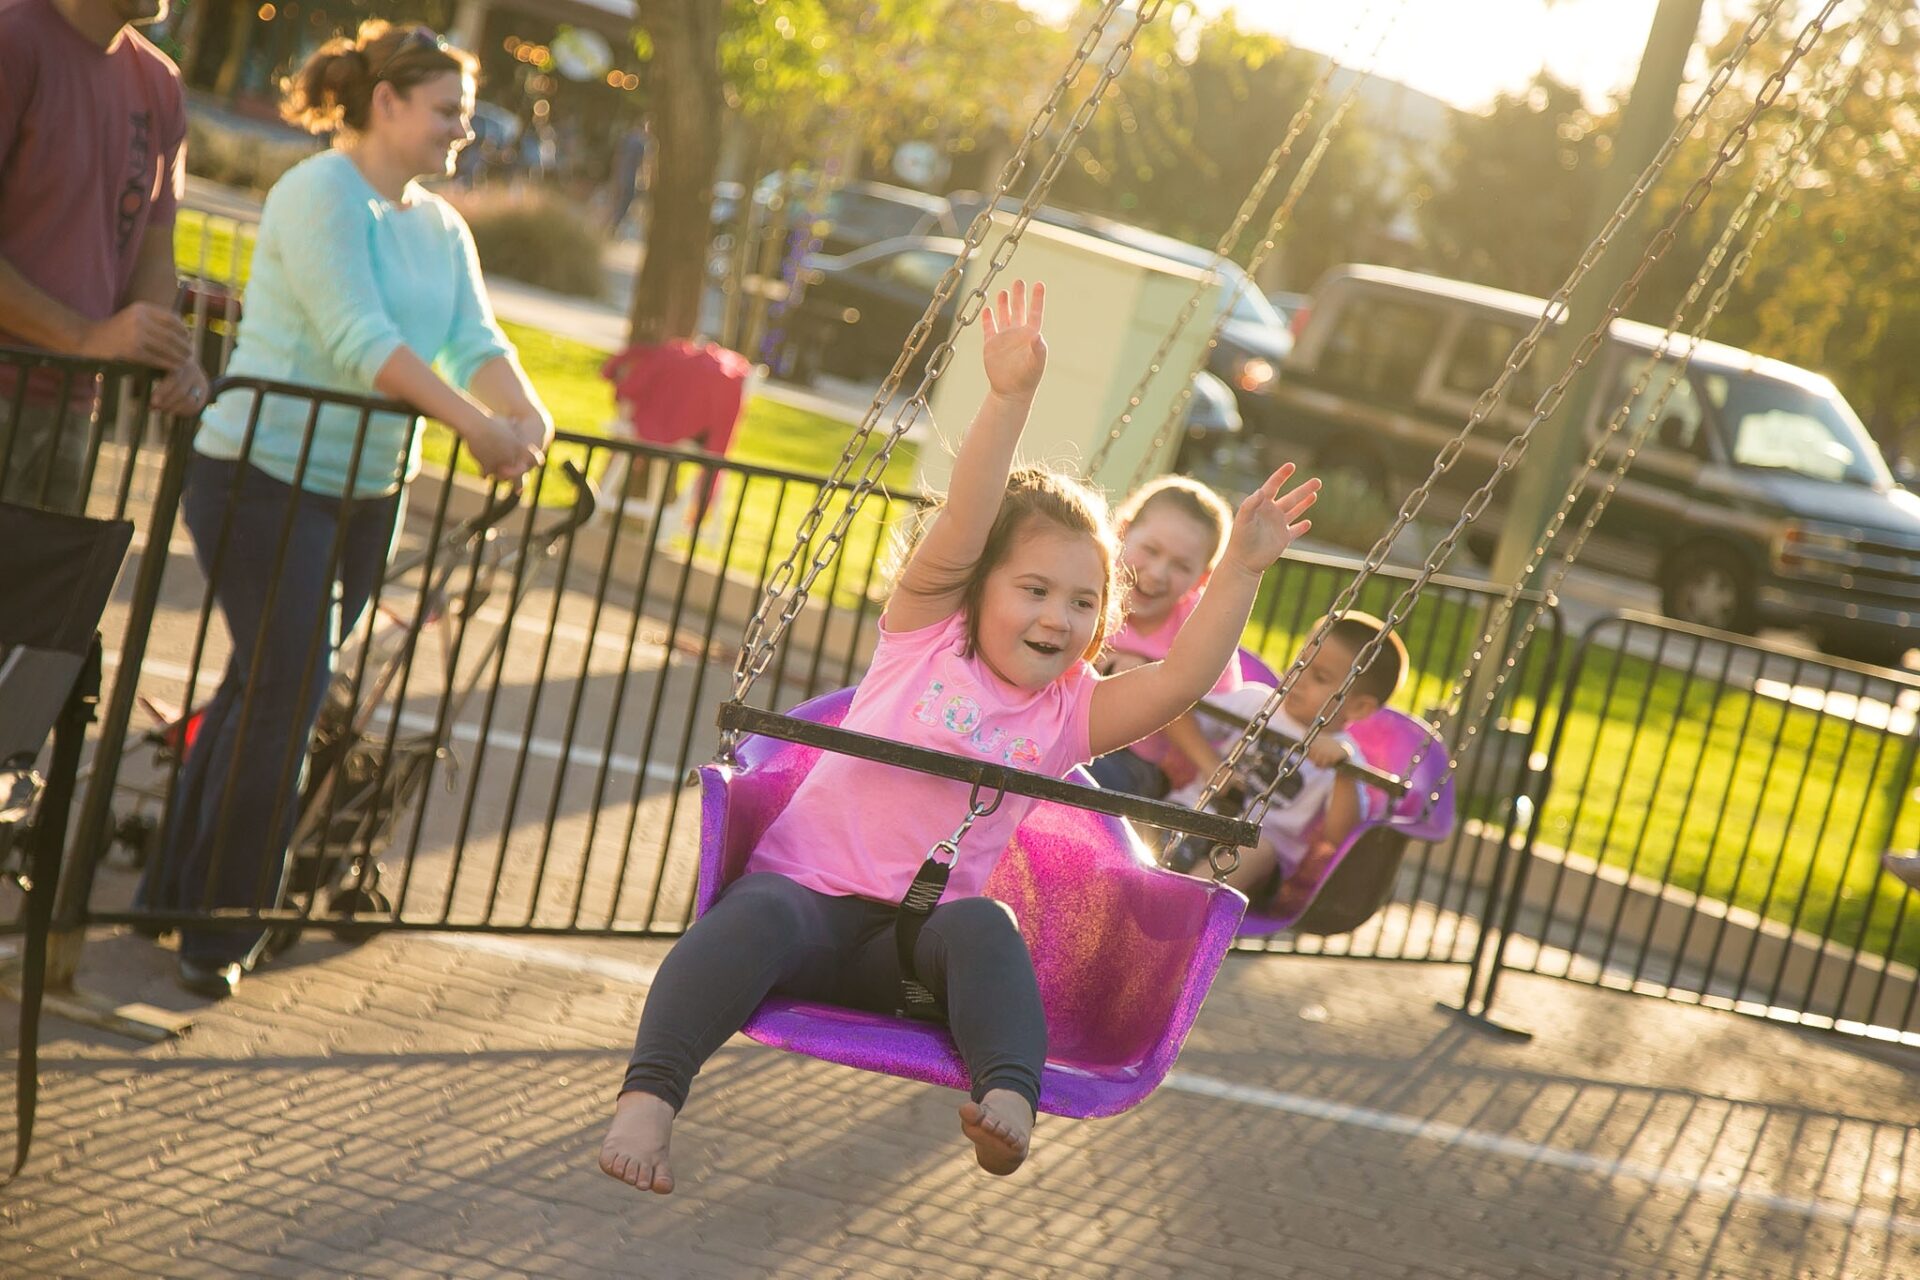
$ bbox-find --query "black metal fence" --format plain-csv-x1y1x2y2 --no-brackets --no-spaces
2,348,169,942
1477,612,1920,1044
65,377,918,943
9,347,1919,1055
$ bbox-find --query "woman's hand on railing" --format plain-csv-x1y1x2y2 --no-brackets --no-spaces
460,409,544,484
506,410,555,458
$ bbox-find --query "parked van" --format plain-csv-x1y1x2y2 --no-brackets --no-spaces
1257,264,1920,667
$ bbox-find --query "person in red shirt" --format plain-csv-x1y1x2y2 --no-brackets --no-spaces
0,0,207,510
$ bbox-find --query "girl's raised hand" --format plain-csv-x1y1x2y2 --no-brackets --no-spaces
1223,463,1320,576
979,280,1047,399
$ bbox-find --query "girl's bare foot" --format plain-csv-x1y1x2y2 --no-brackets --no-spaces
959,1089,1033,1175
598,1090,677,1194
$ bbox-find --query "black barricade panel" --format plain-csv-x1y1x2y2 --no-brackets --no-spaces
0,502,134,653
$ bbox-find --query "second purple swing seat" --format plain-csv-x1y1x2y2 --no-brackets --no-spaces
693,688,1248,1119
1212,649,1458,938
1239,706,1456,937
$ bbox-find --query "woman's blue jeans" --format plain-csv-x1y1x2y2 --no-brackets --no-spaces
142,454,401,965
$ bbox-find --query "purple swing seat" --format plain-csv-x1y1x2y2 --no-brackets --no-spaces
1237,706,1457,937
1214,650,1457,937
693,688,1248,1119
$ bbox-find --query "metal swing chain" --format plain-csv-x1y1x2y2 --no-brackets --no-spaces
1079,3,1372,482
1125,5,1407,495
1185,0,1795,832
1295,0,1852,816
720,0,1162,757
1424,3,1881,795
1224,0,1841,841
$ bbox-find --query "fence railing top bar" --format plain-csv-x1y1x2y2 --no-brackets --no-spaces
1582,608,1920,689
1276,543,1562,609
552,427,933,501
209,374,414,418
0,343,150,382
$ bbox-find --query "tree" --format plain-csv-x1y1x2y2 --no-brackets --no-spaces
1046,14,1395,289
1628,4,1920,452
630,0,1050,347
627,2,724,346
1416,74,1618,297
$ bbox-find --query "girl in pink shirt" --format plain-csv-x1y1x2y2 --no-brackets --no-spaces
600,281,1320,1193
1088,476,1241,797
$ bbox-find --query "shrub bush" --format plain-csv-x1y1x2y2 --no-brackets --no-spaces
446,188,607,300
185,113,319,193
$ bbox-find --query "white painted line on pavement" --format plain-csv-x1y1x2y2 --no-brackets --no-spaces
388,707,685,785
412,930,1919,1237
426,932,660,987
1163,1070,1920,1237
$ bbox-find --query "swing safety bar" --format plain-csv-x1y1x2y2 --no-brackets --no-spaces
714,702,1261,848
1190,700,1412,800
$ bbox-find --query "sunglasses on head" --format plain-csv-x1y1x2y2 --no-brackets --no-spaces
371,26,450,81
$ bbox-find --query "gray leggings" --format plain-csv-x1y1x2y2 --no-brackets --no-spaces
624,872,1047,1112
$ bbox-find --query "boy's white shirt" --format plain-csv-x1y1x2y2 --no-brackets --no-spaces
1169,684,1354,877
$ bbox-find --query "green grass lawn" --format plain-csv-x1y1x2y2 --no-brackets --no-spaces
1534,650,1913,967
439,322,924,611
176,218,1916,971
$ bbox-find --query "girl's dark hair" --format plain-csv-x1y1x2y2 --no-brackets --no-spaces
1114,475,1234,569
906,466,1124,664
281,19,477,135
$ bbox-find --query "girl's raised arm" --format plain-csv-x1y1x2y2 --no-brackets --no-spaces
886,281,1047,632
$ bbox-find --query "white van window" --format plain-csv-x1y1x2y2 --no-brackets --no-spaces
1441,318,1544,409
1318,298,1443,403
1609,357,1707,457
1704,371,1877,485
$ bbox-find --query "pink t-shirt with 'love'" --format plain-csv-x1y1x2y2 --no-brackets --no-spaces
749,611,1100,902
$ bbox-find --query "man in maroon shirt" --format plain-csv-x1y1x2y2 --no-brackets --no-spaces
0,0,207,510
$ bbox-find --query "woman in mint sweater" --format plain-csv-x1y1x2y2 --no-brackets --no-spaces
147,21,551,998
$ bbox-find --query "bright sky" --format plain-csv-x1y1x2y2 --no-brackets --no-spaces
1027,0,1730,112
1216,0,1669,111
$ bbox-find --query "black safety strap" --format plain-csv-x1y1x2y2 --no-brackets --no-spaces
894,856,953,1020
893,782,1003,1021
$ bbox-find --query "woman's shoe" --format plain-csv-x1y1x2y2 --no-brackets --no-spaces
176,956,242,999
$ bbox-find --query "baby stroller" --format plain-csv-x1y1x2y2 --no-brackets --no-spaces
124,462,597,945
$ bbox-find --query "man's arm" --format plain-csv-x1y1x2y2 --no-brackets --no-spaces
128,224,208,415
0,247,189,368
125,222,180,310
